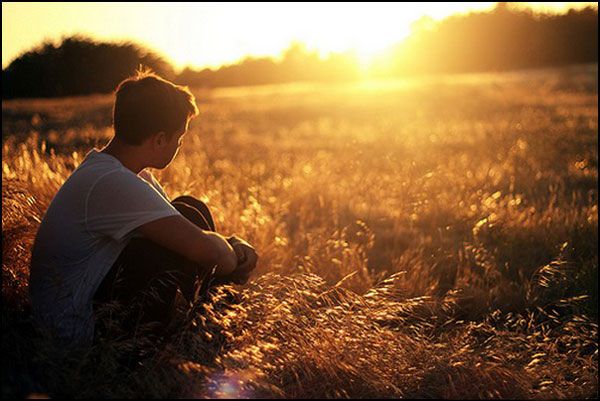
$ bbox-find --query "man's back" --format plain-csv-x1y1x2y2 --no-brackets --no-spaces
29,149,178,346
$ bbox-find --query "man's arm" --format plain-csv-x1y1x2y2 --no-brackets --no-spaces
136,215,238,276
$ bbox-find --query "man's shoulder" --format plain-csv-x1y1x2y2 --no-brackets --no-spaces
73,150,121,178
66,151,167,203
68,158,125,191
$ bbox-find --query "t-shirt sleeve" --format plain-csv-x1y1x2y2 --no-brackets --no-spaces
85,169,181,241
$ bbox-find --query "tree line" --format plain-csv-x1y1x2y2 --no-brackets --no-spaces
2,4,597,99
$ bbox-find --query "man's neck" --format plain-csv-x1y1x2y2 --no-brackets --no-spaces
101,139,148,174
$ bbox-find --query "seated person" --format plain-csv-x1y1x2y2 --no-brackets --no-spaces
28,71,258,348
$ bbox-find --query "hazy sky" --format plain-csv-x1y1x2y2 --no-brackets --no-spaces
3,2,597,71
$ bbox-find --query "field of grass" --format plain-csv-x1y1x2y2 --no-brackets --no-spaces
2,64,598,398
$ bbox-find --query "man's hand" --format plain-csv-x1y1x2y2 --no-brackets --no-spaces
224,236,259,284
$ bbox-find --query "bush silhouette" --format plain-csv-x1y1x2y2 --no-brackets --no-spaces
2,35,175,99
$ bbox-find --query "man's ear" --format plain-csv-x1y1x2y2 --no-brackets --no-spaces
154,131,168,147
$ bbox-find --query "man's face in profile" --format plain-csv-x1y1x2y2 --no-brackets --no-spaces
154,121,189,169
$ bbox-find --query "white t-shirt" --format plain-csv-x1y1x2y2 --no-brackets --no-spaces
29,149,181,346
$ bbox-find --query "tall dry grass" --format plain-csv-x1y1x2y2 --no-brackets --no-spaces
2,64,598,398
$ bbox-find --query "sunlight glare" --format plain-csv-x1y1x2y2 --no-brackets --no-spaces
3,2,597,70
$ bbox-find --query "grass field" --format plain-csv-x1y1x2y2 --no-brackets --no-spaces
2,64,598,398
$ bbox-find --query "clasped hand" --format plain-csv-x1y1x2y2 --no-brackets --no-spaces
222,235,258,284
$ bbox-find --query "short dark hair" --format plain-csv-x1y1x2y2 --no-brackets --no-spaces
113,70,199,145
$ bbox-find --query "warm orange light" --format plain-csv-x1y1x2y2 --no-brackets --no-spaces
2,2,597,71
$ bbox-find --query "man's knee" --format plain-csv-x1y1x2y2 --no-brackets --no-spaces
171,195,215,231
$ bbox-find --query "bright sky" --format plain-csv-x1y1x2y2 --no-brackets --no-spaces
2,2,597,71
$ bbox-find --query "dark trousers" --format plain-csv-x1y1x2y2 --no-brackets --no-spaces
93,195,216,341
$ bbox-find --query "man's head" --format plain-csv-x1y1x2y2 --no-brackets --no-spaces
113,70,199,168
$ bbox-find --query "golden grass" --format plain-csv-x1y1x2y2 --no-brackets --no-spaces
2,65,598,398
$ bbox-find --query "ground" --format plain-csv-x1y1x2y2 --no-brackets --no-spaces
2,64,598,398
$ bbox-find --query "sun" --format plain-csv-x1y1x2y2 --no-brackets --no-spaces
351,37,406,70
324,3,497,69
299,5,416,70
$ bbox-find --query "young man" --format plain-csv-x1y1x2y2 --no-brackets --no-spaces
29,71,258,347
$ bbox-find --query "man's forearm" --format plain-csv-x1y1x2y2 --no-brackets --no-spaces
137,215,237,275
195,230,238,276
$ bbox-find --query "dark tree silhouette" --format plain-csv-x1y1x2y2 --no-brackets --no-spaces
2,35,174,99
